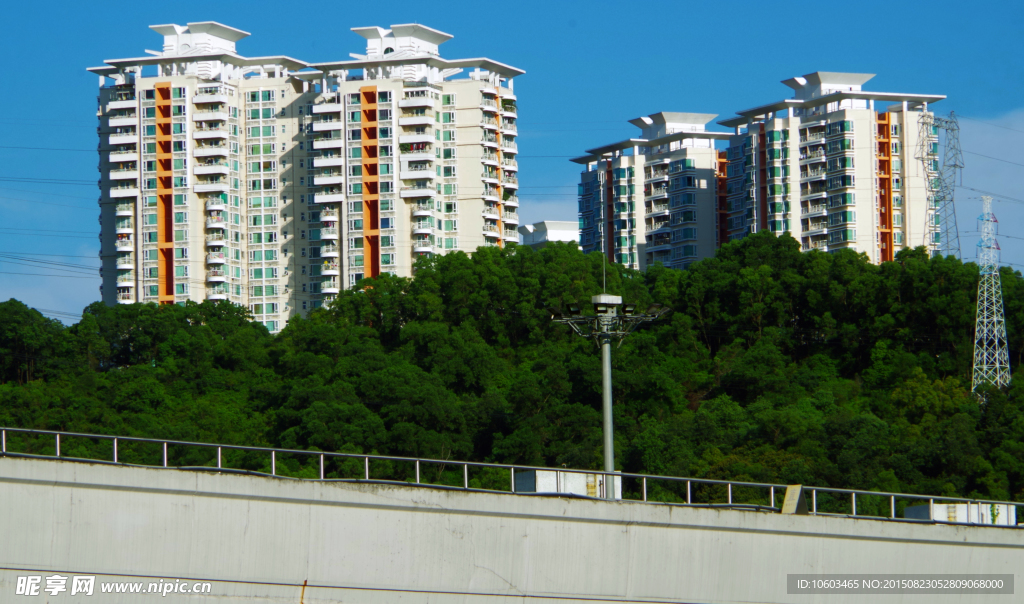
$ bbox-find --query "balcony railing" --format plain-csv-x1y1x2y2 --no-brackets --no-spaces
802,205,826,215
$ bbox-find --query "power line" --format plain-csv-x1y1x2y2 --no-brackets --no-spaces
962,151,1024,168
0,271,97,279
0,145,95,152
956,186,1024,204
959,115,1024,135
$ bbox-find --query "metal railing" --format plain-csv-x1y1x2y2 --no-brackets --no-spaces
1,427,1017,527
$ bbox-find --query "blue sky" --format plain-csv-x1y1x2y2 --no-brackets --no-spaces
2,0,1023,321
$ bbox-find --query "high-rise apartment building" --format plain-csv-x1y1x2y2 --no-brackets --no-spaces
90,22,522,331
574,73,946,269
573,113,730,270
718,72,944,263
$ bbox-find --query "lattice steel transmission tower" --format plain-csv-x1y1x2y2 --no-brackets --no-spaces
972,196,1011,392
917,111,964,259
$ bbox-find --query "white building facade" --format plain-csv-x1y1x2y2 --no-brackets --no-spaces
90,22,522,331
719,72,944,263
573,113,730,270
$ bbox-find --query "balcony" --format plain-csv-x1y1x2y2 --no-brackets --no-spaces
479,99,498,111
502,212,519,224
194,90,229,104
321,227,339,240
501,176,519,189
108,116,137,128
482,205,500,219
115,237,133,250
194,145,229,157
322,278,341,295
799,133,826,145
312,102,344,114
802,205,826,217
400,186,435,199
400,168,435,180
500,141,518,153
481,135,499,148
206,216,227,229
319,209,339,220
482,188,500,201
398,115,434,127
108,167,139,181
312,120,345,132
116,292,134,303
501,159,518,171
206,252,227,264
398,97,435,109
109,151,138,162
480,153,499,166
206,232,227,246
205,199,227,211
800,151,826,164
800,169,826,182
313,156,346,168
115,255,133,269
412,222,434,235
401,151,433,162
115,202,134,216
503,196,519,207
321,262,340,276
107,99,137,111
313,174,345,186
109,132,138,145
195,181,229,193
397,133,434,145
193,127,228,140
207,269,228,282
481,171,499,183
206,290,229,301
482,223,500,237
194,164,229,176
500,122,517,135
109,185,139,198
503,230,517,240
313,138,346,150
193,111,229,122
313,191,346,204
413,243,433,253
321,244,340,258
413,203,434,217
115,221,133,234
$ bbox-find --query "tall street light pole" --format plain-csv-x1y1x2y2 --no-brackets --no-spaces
550,294,670,499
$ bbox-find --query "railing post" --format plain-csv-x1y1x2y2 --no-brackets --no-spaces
770,486,775,509
890,495,895,519
928,498,934,521
727,483,732,505
415,460,421,484
113,438,118,464
364,456,369,480
163,442,168,467
319,454,324,480
55,434,60,457
271,451,276,476
1,429,4,454
463,464,469,489
686,480,691,505
217,446,222,469
812,490,817,514
510,467,515,493
851,492,856,516
642,477,647,502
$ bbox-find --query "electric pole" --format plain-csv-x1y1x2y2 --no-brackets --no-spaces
972,196,1011,392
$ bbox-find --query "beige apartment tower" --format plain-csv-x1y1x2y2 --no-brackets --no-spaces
90,22,522,331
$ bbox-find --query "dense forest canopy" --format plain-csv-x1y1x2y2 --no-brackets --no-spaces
1,232,1022,507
